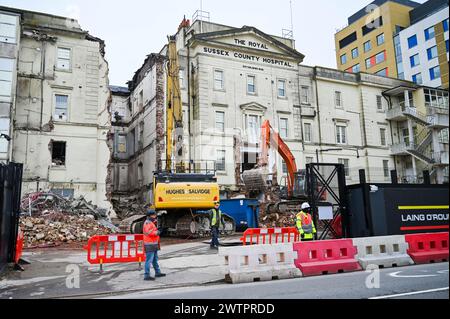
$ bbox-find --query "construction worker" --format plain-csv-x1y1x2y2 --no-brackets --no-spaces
296,203,316,241
143,209,166,281
209,201,223,250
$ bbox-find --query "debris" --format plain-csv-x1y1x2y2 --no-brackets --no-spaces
111,197,148,220
20,213,112,248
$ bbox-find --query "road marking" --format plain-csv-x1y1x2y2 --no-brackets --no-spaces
389,271,438,278
370,287,449,299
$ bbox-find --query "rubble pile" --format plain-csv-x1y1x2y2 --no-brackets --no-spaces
20,212,113,248
111,197,147,220
259,210,297,228
21,192,107,219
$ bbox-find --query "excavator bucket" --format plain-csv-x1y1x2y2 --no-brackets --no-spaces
242,168,270,192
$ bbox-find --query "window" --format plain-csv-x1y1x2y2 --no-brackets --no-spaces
427,46,438,60
351,47,359,59
247,75,256,94
408,35,418,48
179,69,185,89
429,66,441,81
364,40,372,52
215,111,225,133
214,70,224,90
282,161,288,174
443,19,449,32
383,160,389,178
279,118,288,139
54,94,69,121
424,26,435,41
51,141,66,166
376,95,383,111
410,54,420,67
376,51,386,64
377,33,385,46
362,16,383,35
366,57,373,69
335,91,343,108
0,118,9,153
446,39,449,53
246,114,261,144
338,158,350,177
336,125,347,144
376,68,388,77
339,31,357,49
0,57,14,103
304,123,312,142
340,54,347,65
117,135,127,153
439,129,449,144
352,64,361,73
278,79,286,97
412,73,423,85
138,90,144,110
216,150,226,172
0,13,17,44
301,86,309,104
380,128,387,146
57,48,71,70
425,89,449,109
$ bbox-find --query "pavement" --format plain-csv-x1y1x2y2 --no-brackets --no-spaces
0,236,242,299
104,262,449,300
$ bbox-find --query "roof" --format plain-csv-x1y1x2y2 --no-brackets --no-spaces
348,0,421,25
191,25,305,61
109,86,130,95
409,0,449,24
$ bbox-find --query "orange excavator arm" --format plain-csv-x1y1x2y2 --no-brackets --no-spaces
259,120,298,198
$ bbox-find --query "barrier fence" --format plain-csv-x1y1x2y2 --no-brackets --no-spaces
240,227,299,246
84,234,145,272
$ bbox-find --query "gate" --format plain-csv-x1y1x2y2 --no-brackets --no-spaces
305,163,350,240
0,162,23,273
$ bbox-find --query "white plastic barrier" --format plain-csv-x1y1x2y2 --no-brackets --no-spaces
219,243,302,284
352,235,414,269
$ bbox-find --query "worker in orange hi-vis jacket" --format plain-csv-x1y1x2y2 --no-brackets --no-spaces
143,210,166,281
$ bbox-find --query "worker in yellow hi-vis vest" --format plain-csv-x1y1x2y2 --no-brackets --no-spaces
296,203,317,241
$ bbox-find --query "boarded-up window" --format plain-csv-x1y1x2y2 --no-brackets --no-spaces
0,57,14,102
0,13,17,44
55,94,69,121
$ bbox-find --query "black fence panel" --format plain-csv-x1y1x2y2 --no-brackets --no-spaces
0,162,23,274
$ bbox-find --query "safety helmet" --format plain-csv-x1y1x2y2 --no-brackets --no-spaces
301,202,311,210
146,209,157,217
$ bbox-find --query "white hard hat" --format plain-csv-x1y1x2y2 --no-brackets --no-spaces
301,202,311,210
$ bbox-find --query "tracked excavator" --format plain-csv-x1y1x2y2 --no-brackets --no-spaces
119,36,235,237
242,120,325,214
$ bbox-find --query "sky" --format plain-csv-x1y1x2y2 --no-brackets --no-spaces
0,0,426,86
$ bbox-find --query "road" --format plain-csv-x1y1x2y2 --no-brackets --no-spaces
105,262,449,299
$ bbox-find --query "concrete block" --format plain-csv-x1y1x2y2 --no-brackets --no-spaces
219,243,302,284
352,235,414,269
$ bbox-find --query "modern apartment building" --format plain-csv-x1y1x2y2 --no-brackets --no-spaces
394,0,449,88
335,0,421,78
0,6,112,209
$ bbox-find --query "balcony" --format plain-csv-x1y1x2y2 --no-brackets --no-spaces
432,151,449,166
427,107,449,129
386,103,429,125
391,142,414,156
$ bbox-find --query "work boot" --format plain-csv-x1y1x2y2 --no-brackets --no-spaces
144,276,155,281
155,273,166,278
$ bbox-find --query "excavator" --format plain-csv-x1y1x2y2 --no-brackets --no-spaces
242,120,324,214
119,36,235,237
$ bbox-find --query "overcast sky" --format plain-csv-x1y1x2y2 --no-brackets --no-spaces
0,0,426,86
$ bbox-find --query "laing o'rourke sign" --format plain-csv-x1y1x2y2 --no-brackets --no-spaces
202,46,295,69
383,188,449,235
398,206,449,232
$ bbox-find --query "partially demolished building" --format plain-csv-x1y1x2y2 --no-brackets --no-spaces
0,6,112,210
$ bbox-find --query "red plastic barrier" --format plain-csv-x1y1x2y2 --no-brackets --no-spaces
240,227,299,246
15,229,24,264
293,239,362,276
84,234,145,271
405,232,449,264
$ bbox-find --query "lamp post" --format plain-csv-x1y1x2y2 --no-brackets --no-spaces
315,148,343,163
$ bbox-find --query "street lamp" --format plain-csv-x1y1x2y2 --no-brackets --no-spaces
0,134,11,141
315,148,343,163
